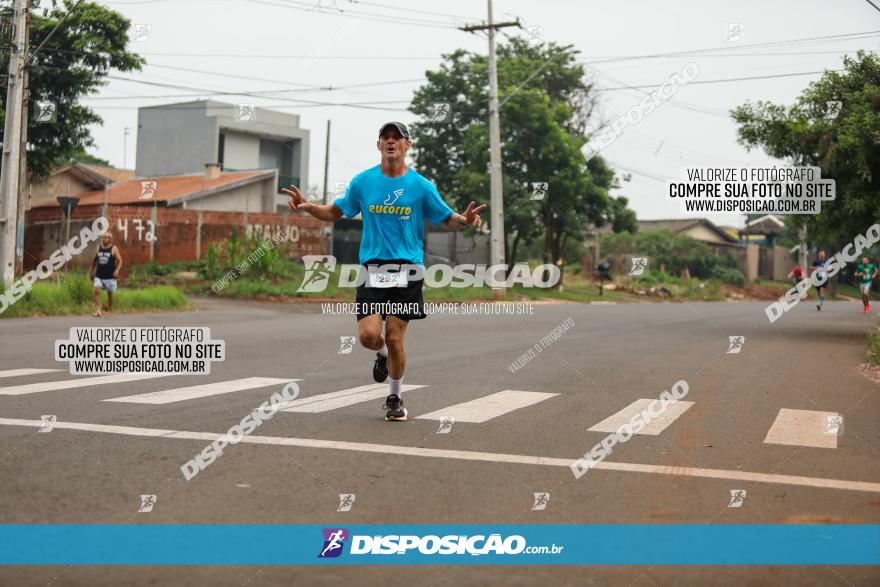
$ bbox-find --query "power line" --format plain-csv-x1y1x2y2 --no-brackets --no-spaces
581,30,880,65
145,63,424,93
27,0,86,65
108,0,480,21
137,52,442,60
588,66,729,117
242,0,461,29
88,66,423,102
592,69,844,91
580,50,864,59
343,0,477,22
102,75,412,110
603,160,665,183
118,49,859,61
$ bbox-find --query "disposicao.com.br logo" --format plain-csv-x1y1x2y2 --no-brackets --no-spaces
297,256,561,293
317,528,563,558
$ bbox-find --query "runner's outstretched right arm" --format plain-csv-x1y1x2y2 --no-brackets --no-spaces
282,185,343,222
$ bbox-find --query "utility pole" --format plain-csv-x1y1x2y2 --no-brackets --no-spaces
798,224,807,271
322,119,330,205
460,1,519,299
322,119,332,256
14,6,29,276
0,0,28,288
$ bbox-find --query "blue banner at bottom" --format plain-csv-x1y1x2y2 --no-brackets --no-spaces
1,525,878,565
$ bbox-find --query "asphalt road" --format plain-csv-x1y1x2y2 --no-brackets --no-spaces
1,297,879,586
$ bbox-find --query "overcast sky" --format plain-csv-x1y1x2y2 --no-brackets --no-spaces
88,0,879,227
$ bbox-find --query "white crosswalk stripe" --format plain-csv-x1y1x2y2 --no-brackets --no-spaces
0,369,852,453
763,408,841,449
417,390,558,423
0,372,175,395
588,398,695,435
280,383,426,413
0,368,59,379
104,377,298,405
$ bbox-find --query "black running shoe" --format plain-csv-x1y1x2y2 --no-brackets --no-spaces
373,352,388,383
383,394,407,421
817,303,821,311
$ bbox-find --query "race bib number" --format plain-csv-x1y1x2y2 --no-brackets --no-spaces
368,269,407,288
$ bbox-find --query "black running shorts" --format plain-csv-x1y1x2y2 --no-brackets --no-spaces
355,259,426,322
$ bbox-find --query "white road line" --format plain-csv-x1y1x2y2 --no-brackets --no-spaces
764,408,841,449
0,368,59,379
0,417,877,493
280,383,426,413
0,373,175,395
588,399,695,436
417,390,558,423
104,378,298,405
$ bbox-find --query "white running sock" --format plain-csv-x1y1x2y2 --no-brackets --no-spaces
378,343,388,358
389,377,402,396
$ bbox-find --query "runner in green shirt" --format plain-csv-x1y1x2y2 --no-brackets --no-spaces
854,257,877,314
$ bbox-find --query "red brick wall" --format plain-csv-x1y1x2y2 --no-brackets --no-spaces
24,205,323,275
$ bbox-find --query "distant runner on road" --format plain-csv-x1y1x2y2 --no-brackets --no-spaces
787,264,804,288
282,122,485,421
812,251,828,311
854,257,877,314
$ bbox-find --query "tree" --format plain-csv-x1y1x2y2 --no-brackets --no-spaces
607,195,638,234
0,1,144,178
731,51,880,244
409,39,631,282
67,148,109,167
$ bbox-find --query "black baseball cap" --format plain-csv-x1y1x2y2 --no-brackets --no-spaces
379,121,410,140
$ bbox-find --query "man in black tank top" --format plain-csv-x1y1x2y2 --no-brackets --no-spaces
91,231,123,317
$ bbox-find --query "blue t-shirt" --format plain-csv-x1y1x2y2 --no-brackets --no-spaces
333,165,454,265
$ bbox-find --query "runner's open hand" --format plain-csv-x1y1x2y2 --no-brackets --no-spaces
459,201,487,228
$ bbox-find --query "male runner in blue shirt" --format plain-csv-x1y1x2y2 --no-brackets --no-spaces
283,122,485,421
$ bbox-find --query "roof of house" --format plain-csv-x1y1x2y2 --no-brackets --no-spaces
81,165,135,183
636,218,740,244
35,170,275,207
37,163,135,191
718,225,741,239
744,214,786,233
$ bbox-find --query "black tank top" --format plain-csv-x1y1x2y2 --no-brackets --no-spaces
95,245,116,279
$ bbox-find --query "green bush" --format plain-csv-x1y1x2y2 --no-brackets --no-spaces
868,329,880,364
204,244,220,280
601,230,742,281
254,246,279,278
228,227,242,268
710,266,746,286
61,271,93,304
